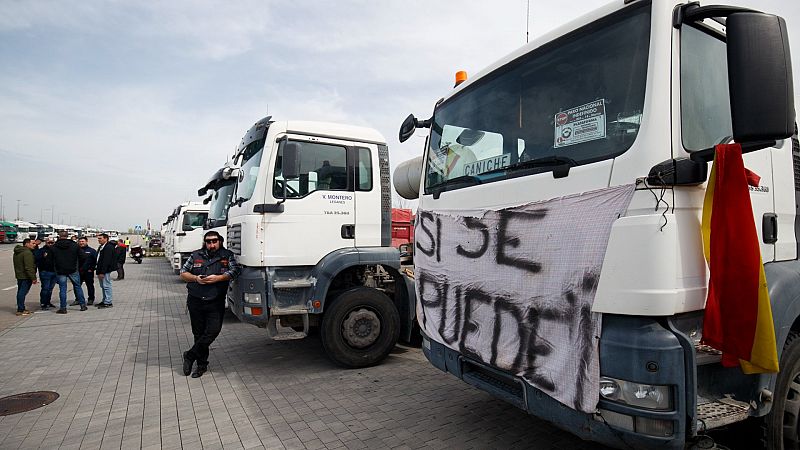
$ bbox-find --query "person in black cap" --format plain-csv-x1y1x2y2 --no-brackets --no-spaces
179,230,240,378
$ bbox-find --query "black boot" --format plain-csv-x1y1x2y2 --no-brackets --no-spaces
191,365,207,378
182,352,194,376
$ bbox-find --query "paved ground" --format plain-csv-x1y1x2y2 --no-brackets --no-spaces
0,255,610,449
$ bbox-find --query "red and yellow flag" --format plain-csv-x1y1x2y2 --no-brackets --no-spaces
701,143,779,374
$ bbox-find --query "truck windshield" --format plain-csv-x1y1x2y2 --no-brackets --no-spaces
208,182,235,226
182,212,208,231
234,137,266,203
425,3,650,193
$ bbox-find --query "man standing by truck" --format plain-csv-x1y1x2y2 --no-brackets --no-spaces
179,230,240,378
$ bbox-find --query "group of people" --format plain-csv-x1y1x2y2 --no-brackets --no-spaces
14,229,239,380
12,232,128,315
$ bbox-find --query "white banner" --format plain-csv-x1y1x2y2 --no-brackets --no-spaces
415,184,635,413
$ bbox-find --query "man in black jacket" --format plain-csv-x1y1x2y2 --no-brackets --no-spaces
72,237,97,305
51,232,87,313
115,239,127,280
34,238,57,310
95,233,116,308
179,230,241,378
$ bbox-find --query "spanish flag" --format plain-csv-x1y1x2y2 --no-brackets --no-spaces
701,143,779,374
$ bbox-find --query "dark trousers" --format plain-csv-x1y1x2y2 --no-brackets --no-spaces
186,295,225,367
16,279,33,311
80,270,95,301
39,271,56,306
116,263,125,280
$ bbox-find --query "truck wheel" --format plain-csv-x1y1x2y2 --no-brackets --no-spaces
321,287,400,368
765,331,800,449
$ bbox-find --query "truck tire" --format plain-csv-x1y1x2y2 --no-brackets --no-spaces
764,331,800,449
321,287,400,368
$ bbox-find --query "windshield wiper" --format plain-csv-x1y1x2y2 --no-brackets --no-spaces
482,155,577,178
427,175,482,199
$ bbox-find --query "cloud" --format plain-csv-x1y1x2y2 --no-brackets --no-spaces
2,0,799,229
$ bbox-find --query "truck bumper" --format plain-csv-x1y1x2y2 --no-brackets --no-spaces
421,315,688,449
228,266,269,327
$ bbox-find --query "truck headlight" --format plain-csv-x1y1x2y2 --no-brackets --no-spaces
243,293,261,304
599,376,672,411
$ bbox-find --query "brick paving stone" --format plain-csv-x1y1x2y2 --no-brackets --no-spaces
0,258,615,449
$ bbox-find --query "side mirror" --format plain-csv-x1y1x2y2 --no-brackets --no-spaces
727,12,795,142
399,114,418,143
283,142,300,179
398,113,432,143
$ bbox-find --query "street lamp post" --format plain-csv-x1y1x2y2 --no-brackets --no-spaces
16,199,21,221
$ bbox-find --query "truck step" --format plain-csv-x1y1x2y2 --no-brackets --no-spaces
267,315,309,341
695,343,722,365
696,396,750,431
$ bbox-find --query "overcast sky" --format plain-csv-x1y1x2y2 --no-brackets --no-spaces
1,0,799,231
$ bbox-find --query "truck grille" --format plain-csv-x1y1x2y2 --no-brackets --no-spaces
228,223,242,255
461,359,526,410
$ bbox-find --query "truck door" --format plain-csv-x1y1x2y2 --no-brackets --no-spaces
743,150,776,261
351,144,383,248
264,136,356,266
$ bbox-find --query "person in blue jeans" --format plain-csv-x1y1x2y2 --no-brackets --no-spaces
73,237,97,305
95,233,116,308
51,232,87,314
34,238,58,309
13,238,38,315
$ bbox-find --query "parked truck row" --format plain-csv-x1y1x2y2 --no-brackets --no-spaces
0,221,113,243
152,1,800,447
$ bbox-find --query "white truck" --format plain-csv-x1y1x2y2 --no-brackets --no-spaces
198,156,242,238
165,202,209,273
162,215,176,258
11,221,38,240
225,117,417,368
395,1,798,448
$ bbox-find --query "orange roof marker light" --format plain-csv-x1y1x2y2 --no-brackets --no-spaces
454,70,468,87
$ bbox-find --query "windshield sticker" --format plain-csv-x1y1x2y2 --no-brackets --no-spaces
554,99,606,148
463,154,511,176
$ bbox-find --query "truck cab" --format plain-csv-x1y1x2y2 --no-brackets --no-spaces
12,221,38,240
225,117,417,368
396,1,797,448
168,202,209,273
199,157,242,239
0,222,19,243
